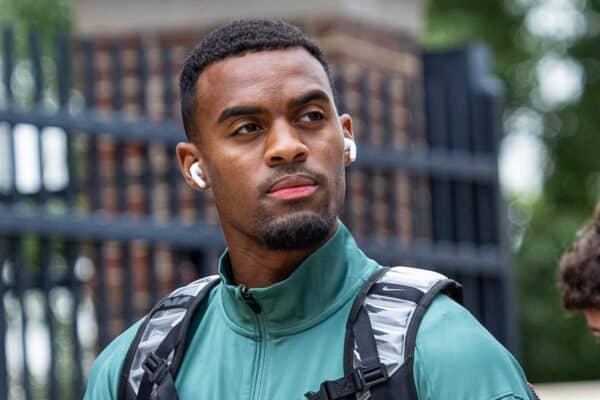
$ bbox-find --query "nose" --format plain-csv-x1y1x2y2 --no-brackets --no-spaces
264,120,308,167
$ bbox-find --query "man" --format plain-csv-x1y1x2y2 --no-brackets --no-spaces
559,202,600,338
85,19,535,400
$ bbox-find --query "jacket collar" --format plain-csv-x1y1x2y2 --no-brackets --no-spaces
217,221,379,337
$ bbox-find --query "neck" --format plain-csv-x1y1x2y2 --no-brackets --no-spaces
222,221,338,288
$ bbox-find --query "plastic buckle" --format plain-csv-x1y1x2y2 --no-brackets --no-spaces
356,364,388,390
142,352,169,384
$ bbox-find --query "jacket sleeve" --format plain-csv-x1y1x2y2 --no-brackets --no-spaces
412,295,535,400
84,321,142,400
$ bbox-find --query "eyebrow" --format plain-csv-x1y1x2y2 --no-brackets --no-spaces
288,89,331,108
216,89,331,124
217,105,264,124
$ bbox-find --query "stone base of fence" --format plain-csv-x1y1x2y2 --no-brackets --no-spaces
534,381,600,400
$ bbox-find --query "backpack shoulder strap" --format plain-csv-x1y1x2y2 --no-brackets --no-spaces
118,274,221,400
373,267,462,400
306,266,462,400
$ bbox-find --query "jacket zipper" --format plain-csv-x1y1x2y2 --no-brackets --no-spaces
241,285,262,313
241,286,267,400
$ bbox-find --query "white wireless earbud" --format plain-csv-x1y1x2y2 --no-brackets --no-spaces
343,138,357,163
189,162,207,189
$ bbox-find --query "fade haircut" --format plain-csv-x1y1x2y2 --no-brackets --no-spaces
179,18,333,141
559,202,600,310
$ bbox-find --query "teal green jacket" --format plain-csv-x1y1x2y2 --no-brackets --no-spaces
85,223,534,400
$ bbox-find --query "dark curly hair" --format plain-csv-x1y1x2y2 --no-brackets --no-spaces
179,18,333,141
559,202,600,310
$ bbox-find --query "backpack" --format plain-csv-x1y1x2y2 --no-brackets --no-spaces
118,266,463,400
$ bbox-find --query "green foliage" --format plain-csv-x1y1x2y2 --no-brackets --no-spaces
0,0,71,33
546,38,600,209
0,0,72,56
425,0,600,382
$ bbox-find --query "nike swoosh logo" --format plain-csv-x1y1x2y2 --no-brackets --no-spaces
380,286,407,293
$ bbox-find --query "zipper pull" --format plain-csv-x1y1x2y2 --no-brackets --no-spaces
241,285,262,314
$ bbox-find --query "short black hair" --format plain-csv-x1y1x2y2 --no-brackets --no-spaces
559,202,600,310
179,18,333,141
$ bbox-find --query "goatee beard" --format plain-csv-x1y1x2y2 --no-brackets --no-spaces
261,212,331,250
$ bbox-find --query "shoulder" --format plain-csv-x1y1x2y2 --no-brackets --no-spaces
84,320,142,400
413,295,532,400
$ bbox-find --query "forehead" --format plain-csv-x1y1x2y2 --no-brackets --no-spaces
196,47,332,116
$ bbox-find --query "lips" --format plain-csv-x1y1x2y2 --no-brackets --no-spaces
267,174,318,200
268,175,316,192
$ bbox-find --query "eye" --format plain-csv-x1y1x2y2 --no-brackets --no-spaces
233,122,263,136
298,111,325,123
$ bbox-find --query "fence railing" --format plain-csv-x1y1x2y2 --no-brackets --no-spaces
0,26,510,400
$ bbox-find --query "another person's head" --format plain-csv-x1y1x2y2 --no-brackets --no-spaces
175,19,354,251
559,202,600,338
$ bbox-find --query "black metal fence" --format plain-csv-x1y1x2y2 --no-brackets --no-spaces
0,27,511,400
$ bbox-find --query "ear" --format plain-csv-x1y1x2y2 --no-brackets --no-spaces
176,142,211,191
339,113,355,166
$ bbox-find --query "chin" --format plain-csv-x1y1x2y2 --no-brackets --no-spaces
260,210,334,250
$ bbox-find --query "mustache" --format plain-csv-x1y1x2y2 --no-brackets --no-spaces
258,166,326,194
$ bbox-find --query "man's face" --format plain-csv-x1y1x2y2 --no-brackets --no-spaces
178,48,353,250
584,309,600,338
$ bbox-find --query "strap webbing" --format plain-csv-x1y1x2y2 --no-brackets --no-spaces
121,276,220,400
354,306,393,400
136,325,182,400
353,305,380,368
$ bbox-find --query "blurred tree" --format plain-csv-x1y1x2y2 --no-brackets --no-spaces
424,0,600,382
0,0,71,45
0,0,72,107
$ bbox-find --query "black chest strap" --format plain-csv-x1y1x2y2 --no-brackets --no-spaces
305,363,389,400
